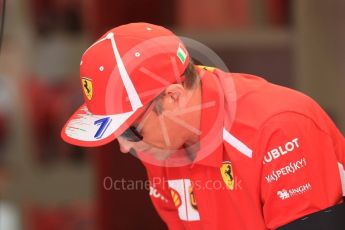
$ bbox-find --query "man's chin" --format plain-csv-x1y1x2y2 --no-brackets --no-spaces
144,148,175,161
130,144,194,166
131,146,176,162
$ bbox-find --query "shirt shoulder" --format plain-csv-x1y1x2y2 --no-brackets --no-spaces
223,72,342,160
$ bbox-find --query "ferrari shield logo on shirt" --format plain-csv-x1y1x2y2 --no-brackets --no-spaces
81,77,93,100
220,161,235,190
168,179,200,221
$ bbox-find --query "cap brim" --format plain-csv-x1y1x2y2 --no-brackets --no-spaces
61,104,142,147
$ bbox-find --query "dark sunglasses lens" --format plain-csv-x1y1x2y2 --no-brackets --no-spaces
120,126,143,142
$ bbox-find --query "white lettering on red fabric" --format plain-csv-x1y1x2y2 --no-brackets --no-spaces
265,157,307,183
149,186,168,203
277,190,290,200
277,182,312,200
263,138,300,164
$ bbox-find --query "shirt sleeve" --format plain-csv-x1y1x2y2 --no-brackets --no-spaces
256,112,344,229
320,109,345,193
144,164,185,230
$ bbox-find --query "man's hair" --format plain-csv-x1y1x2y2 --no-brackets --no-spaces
183,59,199,89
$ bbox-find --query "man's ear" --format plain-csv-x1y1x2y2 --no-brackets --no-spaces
164,84,185,103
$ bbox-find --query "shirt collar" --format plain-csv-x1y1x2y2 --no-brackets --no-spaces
191,68,225,168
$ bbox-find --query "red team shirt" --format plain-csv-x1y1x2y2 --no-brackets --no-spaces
139,67,345,229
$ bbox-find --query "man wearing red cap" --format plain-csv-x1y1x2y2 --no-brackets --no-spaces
61,23,345,229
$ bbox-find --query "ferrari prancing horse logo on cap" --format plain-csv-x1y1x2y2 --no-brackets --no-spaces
220,161,235,190
81,77,93,100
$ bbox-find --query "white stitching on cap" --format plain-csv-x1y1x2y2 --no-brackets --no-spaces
107,32,143,111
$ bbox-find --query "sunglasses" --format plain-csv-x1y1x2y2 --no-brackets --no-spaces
120,125,143,142
119,98,158,142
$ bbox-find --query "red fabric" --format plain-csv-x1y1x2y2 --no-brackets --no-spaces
258,113,343,228
141,68,345,229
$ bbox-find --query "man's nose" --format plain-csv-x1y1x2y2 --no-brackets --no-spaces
117,138,134,153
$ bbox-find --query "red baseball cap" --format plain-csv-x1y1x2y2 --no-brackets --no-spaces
61,23,189,147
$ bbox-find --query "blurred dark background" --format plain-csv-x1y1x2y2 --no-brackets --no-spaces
0,0,344,229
